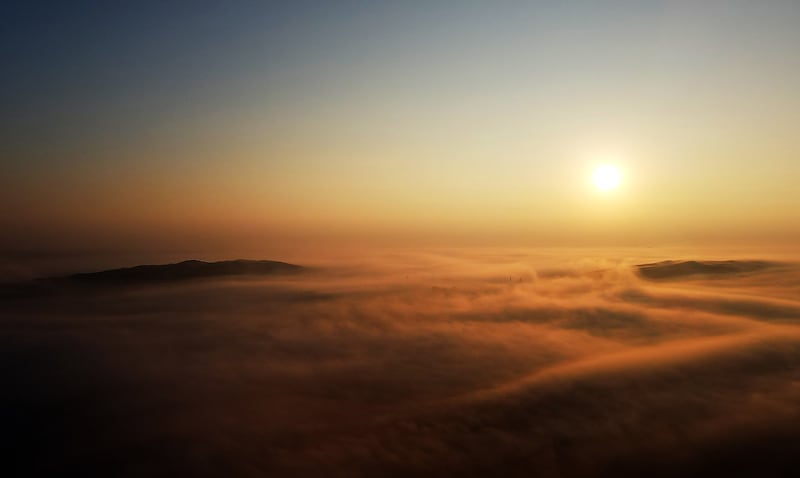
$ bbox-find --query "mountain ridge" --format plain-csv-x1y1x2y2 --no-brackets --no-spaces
47,259,304,285
636,259,774,280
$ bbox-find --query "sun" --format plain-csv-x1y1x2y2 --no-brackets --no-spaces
592,164,621,191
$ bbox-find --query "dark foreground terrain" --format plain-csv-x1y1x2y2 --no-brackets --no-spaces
2,253,800,477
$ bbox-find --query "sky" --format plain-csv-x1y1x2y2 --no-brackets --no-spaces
2,0,800,254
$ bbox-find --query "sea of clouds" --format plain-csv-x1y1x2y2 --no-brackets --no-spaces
2,249,800,477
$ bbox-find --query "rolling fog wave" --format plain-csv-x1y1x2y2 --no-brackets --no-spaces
2,252,800,477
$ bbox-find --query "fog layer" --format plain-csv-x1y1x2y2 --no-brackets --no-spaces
3,250,800,477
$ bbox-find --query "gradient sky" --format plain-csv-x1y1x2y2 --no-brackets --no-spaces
3,1,800,252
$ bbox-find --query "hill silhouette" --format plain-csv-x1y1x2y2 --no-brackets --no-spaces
49,259,303,285
636,260,773,280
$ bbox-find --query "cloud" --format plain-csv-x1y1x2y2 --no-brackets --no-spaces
2,251,800,476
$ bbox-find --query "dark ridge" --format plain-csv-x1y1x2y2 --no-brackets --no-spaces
636,260,774,280
45,259,304,286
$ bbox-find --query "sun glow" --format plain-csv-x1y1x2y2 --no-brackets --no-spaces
592,165,622,191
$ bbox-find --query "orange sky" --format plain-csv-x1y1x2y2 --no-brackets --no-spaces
2,2,800,253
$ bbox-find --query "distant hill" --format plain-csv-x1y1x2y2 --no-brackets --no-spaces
48,259,303,285
636,260,773,280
